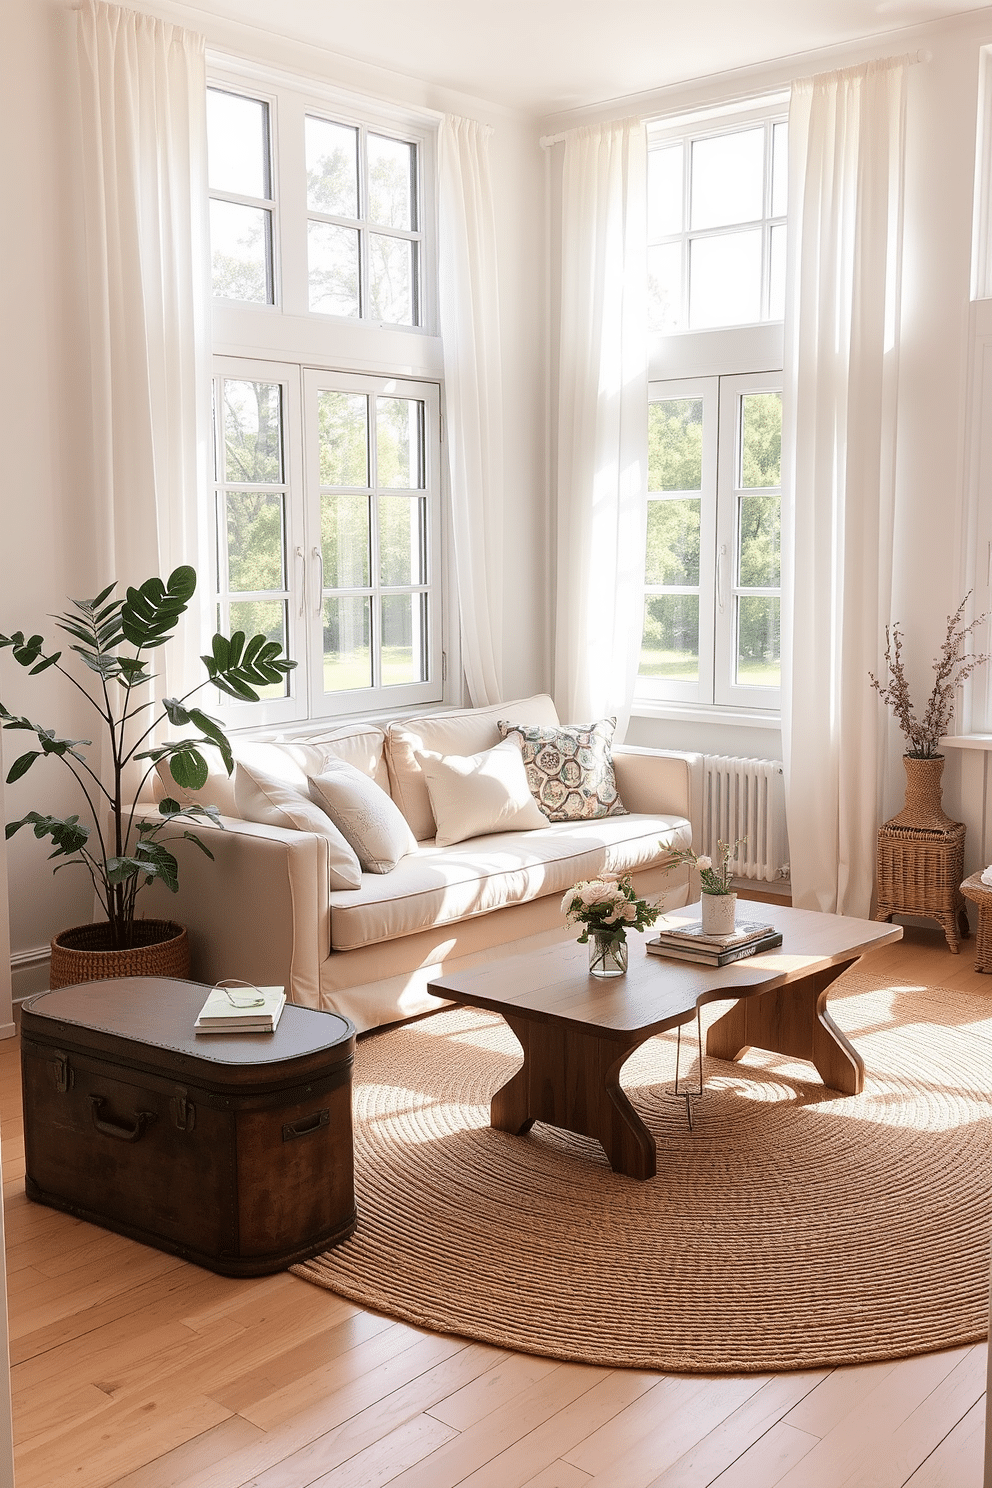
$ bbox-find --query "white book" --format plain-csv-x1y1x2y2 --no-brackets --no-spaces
194,985,286,1033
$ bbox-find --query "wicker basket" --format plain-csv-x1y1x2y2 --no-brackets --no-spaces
49,920,190,989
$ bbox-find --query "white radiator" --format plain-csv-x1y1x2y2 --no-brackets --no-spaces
701,756,789,883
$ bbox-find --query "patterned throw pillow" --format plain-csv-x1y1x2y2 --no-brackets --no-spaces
497,718,628,823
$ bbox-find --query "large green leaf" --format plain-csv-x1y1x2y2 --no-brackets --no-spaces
201,630,296,701
120,567,196,651
5,812,89,857
162,747,209,791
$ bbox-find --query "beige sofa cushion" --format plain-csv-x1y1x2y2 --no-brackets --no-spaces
235,761,362,890
308,761,418,874
386,693,560,841
327,811,690,951
417,739,547,847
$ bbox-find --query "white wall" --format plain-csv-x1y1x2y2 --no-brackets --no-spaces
1,0,547,995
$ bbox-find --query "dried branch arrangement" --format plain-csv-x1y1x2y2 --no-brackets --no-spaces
869,593,991,758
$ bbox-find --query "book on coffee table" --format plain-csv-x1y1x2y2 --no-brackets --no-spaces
655,917,775,949
647,930,783,966
194,985,286,1033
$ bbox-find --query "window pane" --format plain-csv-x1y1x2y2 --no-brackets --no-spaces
647,242,682,333
224,381,283,483
380,496,425,586
318,391,368,487
738,496,781,587
377,398,423,488
771,122,789,218
207,90,269,198
369,234,415,325
226,493,285,591
689,230,762,329
648,144,683,239
737,596,780,687
321,494,370,588
381,593,427,686
308,221,360,316
639,595,699,680
649,399,703,491
229,599,289,698
690,129,764,230
323,596,371,691
769,223,787,321
210,200,271,302
645,500,700,586
368,134,415,229
740,392,782,488
305,116,359,218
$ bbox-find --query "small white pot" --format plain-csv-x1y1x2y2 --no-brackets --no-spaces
701,891,737,936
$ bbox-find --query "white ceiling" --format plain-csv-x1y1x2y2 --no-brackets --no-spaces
181,0,992,112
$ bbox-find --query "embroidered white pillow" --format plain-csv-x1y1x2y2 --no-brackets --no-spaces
234,761,362,890
416,739,547,847
308,761,418,874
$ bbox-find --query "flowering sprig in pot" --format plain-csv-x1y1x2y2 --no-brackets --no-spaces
869,593,991,758
667,838,744,895
0,566,295,952
561,875,662,945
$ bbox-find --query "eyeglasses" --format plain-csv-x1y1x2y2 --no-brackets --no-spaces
215,978,266,1009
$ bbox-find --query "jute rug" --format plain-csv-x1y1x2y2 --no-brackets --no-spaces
292,973,992,1373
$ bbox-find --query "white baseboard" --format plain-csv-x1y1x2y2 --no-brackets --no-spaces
11,945,50,1007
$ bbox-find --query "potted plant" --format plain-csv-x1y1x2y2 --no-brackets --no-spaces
0,566,294,986
869,593,990,830
667,838,744,936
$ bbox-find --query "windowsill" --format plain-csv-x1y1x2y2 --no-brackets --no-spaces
631,698,781,728
940,735,992,750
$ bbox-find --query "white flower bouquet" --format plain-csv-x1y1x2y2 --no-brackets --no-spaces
560,874,662,945
667,838,743,895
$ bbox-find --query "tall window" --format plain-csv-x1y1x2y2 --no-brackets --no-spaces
205,66,442,724
639,103,787,716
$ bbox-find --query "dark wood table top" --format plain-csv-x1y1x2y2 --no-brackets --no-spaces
428,904,903,1039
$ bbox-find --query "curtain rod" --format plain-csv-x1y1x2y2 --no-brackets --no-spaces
539,48,931,149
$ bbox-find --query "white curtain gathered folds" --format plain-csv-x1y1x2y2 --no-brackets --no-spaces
553,119,648,731
76,0,210,693
782,58,908,916
437,115,504,706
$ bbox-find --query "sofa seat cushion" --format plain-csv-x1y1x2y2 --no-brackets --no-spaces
327,812,691,952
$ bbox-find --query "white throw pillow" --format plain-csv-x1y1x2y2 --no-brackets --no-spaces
308,760,418,874
416,740,547,847
235,761,362,890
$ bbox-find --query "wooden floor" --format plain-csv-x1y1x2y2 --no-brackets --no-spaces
3,924,990,1488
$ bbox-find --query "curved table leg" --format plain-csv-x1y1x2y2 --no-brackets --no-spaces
493,1012,656,1179
706,961,864,1095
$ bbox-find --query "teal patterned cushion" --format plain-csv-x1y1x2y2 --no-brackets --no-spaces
497,717,628,823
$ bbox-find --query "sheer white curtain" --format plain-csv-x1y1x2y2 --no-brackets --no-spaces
438,115,504,706
77,0,210,690
782,58,908,916
553,119,648,729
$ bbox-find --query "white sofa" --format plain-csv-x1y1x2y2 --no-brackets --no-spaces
144,694,701,1033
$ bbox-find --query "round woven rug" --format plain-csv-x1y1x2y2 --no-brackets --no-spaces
293,973,992,1373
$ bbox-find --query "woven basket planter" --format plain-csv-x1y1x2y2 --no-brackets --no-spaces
887,754,956,834
49,920,190,990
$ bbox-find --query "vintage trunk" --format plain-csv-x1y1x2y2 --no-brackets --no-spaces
20,977,356,1276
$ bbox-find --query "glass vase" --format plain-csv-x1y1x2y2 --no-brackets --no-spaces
588,931,628,978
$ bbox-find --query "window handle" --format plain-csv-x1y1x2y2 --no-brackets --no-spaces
296,546,305,617
312,545,324,617
717,543,728,613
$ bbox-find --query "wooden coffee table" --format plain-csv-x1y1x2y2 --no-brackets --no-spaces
427,905,902,1180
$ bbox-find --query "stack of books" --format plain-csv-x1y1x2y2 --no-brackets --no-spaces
194,984,287,1034
647,918,783,966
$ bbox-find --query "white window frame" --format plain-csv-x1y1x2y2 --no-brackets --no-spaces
203,60,446,729
636,95,787,723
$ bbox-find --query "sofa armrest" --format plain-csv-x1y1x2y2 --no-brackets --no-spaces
141,815,329,1009
613,746,703,837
